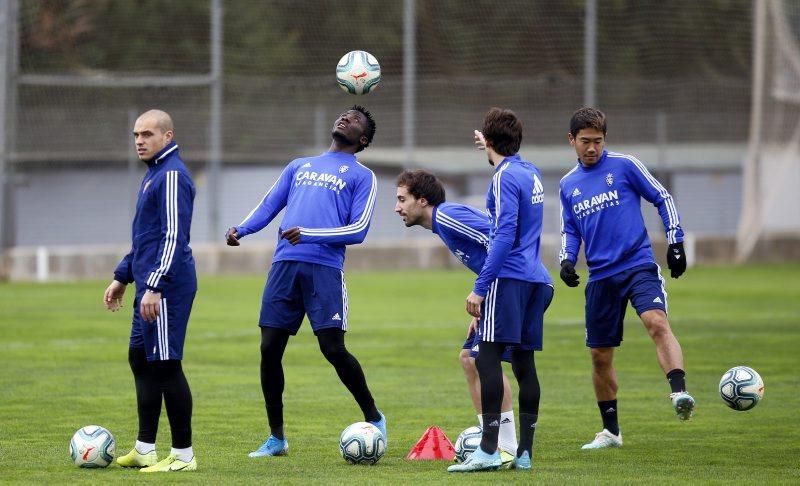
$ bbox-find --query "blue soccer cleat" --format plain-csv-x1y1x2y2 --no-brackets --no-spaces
370,411,387,448
447,447,502,472
513,450,532,470
248,435,288,457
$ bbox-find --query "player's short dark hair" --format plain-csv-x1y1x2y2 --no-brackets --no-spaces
482,107,522,156
351,105,376,152
396,169,446,206
570,107,607,137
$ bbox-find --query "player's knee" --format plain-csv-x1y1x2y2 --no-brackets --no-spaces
643,313,672,340
319,340,349,364
590,348,613,369
459,350,474,374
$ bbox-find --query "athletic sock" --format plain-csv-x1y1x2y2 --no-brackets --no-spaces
479,413,501,454
170,446,194,462
498,410,518,454
270,425,285,441
598,400,619,436
667,369,686,394
135,440,155,454
477,414,483,427
517,412,537,458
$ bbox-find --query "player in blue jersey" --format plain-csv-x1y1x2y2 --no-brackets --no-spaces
446,108,550,472
225,106,386,458
103,110,198,472
395,169,554,468
558,107,694,450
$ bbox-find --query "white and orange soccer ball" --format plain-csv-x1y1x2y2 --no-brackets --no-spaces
336,51,381,95
69,425,116,468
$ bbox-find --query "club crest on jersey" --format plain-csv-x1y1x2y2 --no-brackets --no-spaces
606,173,614,186
339,165,349,174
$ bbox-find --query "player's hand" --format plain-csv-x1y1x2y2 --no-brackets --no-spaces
467,316,479,337
666,242,687,278
560,260,580,287
281,227,302,245
140,290,161,322
103,280,126,312
465,291,484,318
225,227,240,246
473,130,487,151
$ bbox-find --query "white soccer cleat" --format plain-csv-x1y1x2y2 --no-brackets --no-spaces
581,429,622,450
670,391,696,421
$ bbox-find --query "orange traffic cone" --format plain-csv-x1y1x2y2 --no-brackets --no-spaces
405,426,456,460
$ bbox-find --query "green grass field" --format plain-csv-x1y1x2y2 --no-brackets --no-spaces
1,264,798,484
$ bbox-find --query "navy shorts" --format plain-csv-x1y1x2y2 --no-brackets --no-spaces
585,262,668,348
476,279,552,351
466,283,554,359
130,289,196,361
260,261,348,335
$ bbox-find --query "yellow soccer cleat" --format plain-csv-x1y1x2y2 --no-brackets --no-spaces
140,453,197,472
499,449,515,469
116,448,158,468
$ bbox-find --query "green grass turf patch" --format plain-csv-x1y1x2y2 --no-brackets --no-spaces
0,263,798,483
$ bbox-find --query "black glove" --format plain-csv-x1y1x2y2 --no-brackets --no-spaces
666,242,687,278
560,260,580,287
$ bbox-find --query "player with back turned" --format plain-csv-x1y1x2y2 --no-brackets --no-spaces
225,105,386,458
558,107,694,450
395,169,555,469
448,107,551,473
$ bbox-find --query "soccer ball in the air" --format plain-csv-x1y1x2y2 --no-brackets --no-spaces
336,50,381,95
719,366,764,411
454,425,482,463
69,425,116,468
339,422,386,465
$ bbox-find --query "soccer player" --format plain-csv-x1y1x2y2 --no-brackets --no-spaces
558,107,694,450
447,108,551,472
395,169,554,468
104,109,198,472
226,105,386,458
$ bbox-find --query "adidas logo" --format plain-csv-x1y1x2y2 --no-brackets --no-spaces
500,418,512,424
531,174,544,204
301,162,312,168
572,187,582,197
653,297,663,304
332,313,342,321
488,420,500,427
605,407,616,413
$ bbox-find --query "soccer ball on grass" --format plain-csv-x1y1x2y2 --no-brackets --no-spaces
719,366,764,411
454,425,482,463
69,425,115,468
336,50,381,95
339,422,385,465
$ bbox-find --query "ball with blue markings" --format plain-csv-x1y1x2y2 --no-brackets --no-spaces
336,50,381,95
69,425,115,468
719,366,765,411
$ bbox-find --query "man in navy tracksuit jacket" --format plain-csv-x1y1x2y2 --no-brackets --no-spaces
558,107,693,451
225,106,386,458
450,108,549,473
395,169,554,465
104,110,197,472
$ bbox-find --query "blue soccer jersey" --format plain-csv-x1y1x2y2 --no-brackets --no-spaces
235,151,377,270
114,141,197,294
558,150,684,281
433,202,552,284
473,154,550,297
